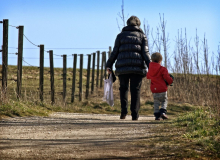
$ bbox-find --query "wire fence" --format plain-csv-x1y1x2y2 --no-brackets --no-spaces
1,19,220,114
0,19,114,105
1,22,111,68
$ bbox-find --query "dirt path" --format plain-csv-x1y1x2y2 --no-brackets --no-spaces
0,113,196,159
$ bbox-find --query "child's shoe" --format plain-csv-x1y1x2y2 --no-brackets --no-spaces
159,109,168,120
154,112,161,120
155,117,161,120
161,113,168,120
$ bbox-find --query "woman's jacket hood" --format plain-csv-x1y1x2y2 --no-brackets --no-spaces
106,25,151,76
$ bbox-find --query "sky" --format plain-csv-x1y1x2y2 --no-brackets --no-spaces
0,0,220,69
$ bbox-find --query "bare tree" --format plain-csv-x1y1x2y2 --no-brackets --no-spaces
150,27,162,54
217,45,220,75
193,29,200,74
150,28,156,53
183,28,190,74
159,13,169,69
203,34,209,75
116,0,128,32
143,19,150,50
116,18,121,32
173,29,184,73
211,52,216,75
195,29,200,74
177,29,183,73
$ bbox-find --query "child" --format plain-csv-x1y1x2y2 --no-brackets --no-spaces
147,52,174,120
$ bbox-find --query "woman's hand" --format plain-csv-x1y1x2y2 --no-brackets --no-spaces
107,68,112,74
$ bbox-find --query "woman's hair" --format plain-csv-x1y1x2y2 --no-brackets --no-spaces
127,16,141,27
151,52,163,63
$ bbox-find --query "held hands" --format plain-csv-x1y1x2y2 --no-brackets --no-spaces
107,68,112,74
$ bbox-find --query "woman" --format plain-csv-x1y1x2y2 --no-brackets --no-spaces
106,16,151,120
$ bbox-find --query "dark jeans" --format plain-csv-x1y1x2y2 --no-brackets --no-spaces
118,74,143,118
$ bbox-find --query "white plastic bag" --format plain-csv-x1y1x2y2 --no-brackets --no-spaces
103,73,114,106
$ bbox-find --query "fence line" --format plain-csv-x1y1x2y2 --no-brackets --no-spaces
0,19,112,104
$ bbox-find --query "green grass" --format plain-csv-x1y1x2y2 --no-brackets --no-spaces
0,98,122,119
1,65,220,158
173,107,220,157
0,100,53,118
130,105,220,159
0,96,194,120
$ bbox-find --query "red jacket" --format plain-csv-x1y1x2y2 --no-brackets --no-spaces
147,62,173,93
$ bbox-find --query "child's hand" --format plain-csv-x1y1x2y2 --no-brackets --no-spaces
169,74,174,86
169,74,174,80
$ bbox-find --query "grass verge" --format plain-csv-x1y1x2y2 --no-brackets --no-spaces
0,100,62,119
0,98,194,119
173,107,220,157
131,105,220,159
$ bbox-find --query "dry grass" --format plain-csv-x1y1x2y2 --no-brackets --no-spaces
169,74,220,114
0,65,219,118
1,65,220,158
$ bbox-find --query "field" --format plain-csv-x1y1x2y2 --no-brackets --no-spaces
0,65,219,117
0,65,220,159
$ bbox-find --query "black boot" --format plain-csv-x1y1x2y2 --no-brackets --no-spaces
120,114,126,119
132,114,139,120
154,112,161,120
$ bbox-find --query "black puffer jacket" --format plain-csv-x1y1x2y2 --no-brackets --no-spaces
106,25,151,76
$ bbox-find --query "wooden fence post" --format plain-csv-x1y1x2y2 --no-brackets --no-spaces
63,54,67,104
71,54,77,103
103,51,107,79
104,52,107,79
91,52,96,94
96,51,100,87
108,46,112,59
2,19,8,96
79,54,83,101
17,25,24,99
86,54,91,99
39,44,44,102
100,52,104,88
49,50,55,104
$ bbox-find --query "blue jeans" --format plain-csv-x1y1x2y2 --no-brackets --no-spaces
118,74,143,118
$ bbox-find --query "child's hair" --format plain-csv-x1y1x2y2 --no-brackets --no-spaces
151,52,162,63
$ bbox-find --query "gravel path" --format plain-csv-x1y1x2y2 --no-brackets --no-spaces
0,113,164,159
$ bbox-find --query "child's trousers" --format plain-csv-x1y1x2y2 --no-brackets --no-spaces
153,92,168,113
